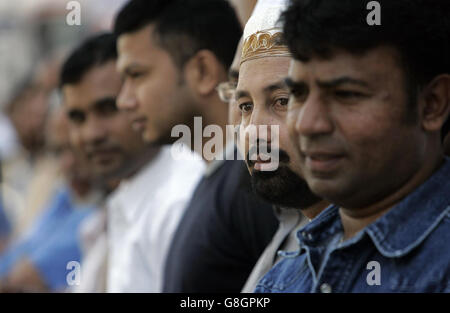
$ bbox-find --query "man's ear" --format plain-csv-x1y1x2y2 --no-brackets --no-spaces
183,50,224,97
420,74,450,132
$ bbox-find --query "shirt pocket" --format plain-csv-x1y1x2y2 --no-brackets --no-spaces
257,255,310,292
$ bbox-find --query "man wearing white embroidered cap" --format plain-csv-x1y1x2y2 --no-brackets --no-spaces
237,0,329,293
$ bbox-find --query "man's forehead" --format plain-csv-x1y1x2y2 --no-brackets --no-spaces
117,25,155,71
288,46,401,82
64,89,117,110
66,62,119,90
238,57,290,89
62,85,84,107
63,86,119,111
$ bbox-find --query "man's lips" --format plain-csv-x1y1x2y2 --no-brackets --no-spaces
131,116,147,132
301,150,345,173
247,145,289,172
87,148,121,162
253,155,273,171
248,152,281,171
248,152,274,164
249,152,272,163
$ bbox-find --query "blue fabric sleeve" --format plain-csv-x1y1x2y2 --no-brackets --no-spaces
0,199,11,238
29,207,93,291
0,241,29,277
0,188,71,277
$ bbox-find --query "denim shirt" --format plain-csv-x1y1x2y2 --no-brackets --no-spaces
255,158,450,293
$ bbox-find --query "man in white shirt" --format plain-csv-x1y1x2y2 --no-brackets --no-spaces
106,145,203,292
114,0,280,293
60,33,204,292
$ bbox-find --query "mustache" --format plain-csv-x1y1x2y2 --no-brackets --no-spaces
246,144,290,167
85,143,122,158
300,137,346,154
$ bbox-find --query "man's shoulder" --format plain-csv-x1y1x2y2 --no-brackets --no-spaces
192,159,246,200
414,206,450,259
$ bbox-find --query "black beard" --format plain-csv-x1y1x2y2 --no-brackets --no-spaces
246,144,321,209
250,164,321,209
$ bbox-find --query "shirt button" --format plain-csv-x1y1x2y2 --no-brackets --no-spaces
302,232,313,241
320,283,332,293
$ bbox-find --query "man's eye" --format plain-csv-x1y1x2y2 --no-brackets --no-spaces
274,98,289,107
288,87,308,102
128,72,144,79
96,101,118,116
68,111,85,124
238,102,253,113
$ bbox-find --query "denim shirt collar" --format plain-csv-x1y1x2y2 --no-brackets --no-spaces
296,158,450,258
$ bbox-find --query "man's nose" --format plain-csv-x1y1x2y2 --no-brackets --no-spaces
60,149,76,175
248,105,274,141
240,105,279,158
117,80,138,111
82,115,108,145
294,94,334,138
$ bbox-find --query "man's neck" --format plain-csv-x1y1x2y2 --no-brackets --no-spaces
103,146,160,194
123,146,160,179
339,154,444,240
301,200,330,220
193,97,229,164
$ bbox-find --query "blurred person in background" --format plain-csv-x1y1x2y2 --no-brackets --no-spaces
115,0,277,293
0,0,128,258
61,33,204,292
0,59,62,241
0,105,99,293
13,59,73,238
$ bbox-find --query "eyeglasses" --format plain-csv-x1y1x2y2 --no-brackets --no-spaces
216,81,237,104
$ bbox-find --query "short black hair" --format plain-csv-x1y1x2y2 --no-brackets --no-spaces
281,0,450,90
60,33,117,88
114,0,242,69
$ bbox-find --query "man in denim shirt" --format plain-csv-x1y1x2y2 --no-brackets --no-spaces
256,0,450,293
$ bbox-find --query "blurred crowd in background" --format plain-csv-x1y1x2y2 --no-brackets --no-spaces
0,0,130,292
0,0,259,293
